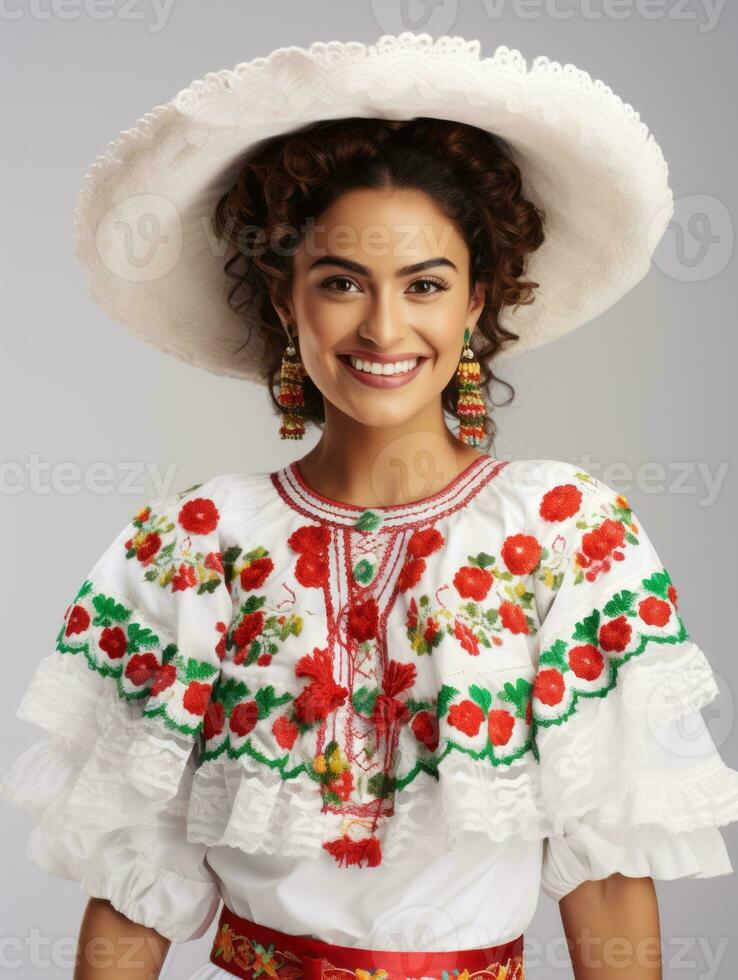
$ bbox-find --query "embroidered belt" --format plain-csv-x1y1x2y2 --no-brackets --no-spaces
210,903,525,980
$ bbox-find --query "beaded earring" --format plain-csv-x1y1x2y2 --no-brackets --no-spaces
277,327,306,440
455,326,487,446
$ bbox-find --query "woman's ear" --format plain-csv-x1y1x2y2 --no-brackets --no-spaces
466,281,486,341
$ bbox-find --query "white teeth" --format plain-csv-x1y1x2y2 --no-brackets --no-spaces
348,356,419,375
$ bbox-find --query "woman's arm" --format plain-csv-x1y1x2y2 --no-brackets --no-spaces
73,898,171,980
559,873,662,979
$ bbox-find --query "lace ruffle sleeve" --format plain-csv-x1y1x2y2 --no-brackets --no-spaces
0,481,233,941
532,468,738,902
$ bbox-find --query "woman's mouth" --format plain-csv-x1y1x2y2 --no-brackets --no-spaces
336,353,429,388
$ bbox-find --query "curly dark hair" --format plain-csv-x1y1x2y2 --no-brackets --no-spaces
212,116,545,449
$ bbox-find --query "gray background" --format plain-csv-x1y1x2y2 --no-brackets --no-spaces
1,1,736,977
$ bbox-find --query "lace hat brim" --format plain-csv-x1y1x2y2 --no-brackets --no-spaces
72,33,674,382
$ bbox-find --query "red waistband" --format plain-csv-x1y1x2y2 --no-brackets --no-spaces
210,903,525,980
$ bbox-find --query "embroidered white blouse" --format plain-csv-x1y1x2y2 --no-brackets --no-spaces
2,455,737,957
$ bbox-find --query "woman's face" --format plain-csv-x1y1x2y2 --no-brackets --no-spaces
277,187,485,432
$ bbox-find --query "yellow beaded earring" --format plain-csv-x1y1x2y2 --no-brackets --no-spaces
277,326,306,440
455,327,487,446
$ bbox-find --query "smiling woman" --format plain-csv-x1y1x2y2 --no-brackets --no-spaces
5,32,736,980
212,114,546,452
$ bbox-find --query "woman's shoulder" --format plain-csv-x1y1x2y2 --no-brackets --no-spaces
490,456,620,521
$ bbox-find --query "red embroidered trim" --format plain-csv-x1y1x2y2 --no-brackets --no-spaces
271,455,510,530
210,903,525,980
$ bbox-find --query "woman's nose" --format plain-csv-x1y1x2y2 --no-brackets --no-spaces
356,294,409,350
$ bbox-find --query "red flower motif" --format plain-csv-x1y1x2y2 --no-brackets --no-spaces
150,663,177,695
382,660,417,698
171,562,198,592
667,584,679,609
500,534,542,575
240,556,274,590
257,653,272,666
134,505,151,523
488,708,515,746
580,519,625,562
204,701,225,740
539,483,583,522
568,644,605,680
499,600,529,635
411,710,440,752
273,714,299,750
293,647,348,724
232,611,265,663
135,532,161,565
424,617,440,644
215,621,227,661
178,497,219,535
407,527,444,558
599,615,632,652
295,552,329,588
638,596,672,627
230,700,259,737
453,619,479,655
99,626,127,660
204,551,224,574
448,699,485,737
533,668,565,706
288,524,331,554
183,680,212,716
406,596,419,630
347,597,378,643
327,769,353,802
453,565,493,600
397,558,425,592
124,652,160,688
65,604,90,636
372,693,412,737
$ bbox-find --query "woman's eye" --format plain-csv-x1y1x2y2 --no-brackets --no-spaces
322,276,449,295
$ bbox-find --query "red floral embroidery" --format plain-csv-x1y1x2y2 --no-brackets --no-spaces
204,551,224,575
500,533,542,575
178,497,220,535
579,518,625,563
233,611,265,663
240,556,274,590
454,618,480,655
407,527,444,558
568,643,605,680
639,596,672,627
171,562,198,592
533,667,565,706
599,615,632,652
487,708,515,746
99,625,127,660
453,565,493,600
370,660,416,737
397,557,425,592
411,710,440,752
293,647,348,724
230,700,259,736
347,597,378,642
65,605,91,636
124,652,160,687
204,701,226,740
539,483,582,522
448,699,485,737
132,532,161,565
151,663,177,695
273,714,299,750
499,600,529,635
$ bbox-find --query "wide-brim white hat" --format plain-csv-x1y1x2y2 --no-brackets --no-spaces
73,32,673,382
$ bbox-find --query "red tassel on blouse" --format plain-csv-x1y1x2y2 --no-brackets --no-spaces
323,833,382,868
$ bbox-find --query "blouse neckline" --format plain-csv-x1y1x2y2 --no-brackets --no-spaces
270,453,509,531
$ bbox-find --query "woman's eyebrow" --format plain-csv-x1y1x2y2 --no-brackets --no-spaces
307,255,458,277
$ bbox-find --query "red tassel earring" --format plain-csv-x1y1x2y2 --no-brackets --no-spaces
455,327,487,446
278,328,306,440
